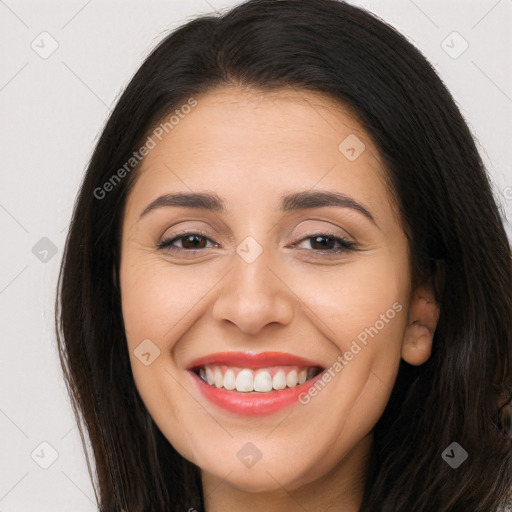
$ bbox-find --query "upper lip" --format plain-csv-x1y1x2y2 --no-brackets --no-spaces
187,351,325,370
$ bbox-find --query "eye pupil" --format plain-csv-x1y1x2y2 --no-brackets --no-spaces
311,235,335,250
182,235,206,249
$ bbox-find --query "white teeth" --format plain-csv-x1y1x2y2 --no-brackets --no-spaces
286,370,298,388
197,365,320,392
223,369,236,390
272,370,286,390
235,369,253,392
253,370,273,392
214,367,224,388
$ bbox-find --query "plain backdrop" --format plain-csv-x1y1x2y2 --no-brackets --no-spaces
0,0,511,510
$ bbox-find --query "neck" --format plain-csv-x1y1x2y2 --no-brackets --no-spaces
201,432,373,512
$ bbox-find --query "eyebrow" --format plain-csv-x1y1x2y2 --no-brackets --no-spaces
138,190,377,226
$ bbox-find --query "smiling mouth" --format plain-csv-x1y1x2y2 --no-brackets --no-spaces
192,365,323,393
187,352,327,415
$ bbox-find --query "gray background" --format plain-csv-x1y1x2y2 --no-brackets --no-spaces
1,0,511,510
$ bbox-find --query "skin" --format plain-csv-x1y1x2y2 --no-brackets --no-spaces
119,86,440,512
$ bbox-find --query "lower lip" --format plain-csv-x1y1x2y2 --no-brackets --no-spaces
189,369,325,416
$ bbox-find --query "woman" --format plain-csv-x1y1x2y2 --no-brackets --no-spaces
55,0,512,510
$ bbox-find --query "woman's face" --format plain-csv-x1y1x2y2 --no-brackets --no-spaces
119,86,422,496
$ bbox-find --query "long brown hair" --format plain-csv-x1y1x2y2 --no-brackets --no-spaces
55,1,512,510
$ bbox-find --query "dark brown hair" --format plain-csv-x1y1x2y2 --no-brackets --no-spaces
55,1,512,510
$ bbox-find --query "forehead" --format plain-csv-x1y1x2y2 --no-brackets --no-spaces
126,86,397,226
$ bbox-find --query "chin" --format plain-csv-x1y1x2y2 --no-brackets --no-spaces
201,453,319,494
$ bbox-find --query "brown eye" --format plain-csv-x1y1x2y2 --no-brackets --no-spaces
157,231,357,256
294,234,357,254
157,232,216,252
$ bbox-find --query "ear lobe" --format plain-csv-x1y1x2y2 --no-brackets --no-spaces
401,285,440,366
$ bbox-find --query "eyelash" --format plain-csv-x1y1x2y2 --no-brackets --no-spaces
157,230,358,255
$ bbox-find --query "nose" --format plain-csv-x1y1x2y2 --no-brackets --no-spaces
212,249,295,335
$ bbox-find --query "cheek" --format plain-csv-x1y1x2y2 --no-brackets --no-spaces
120,257,215,349
119,257,206,463
290,253,408,350
289,253,408,407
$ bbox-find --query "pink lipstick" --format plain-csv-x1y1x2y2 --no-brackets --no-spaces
187,351,325,416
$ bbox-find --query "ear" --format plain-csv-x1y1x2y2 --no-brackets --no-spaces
401,284,440,366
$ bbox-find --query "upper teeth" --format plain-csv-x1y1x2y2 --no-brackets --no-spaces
198,365,318,392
